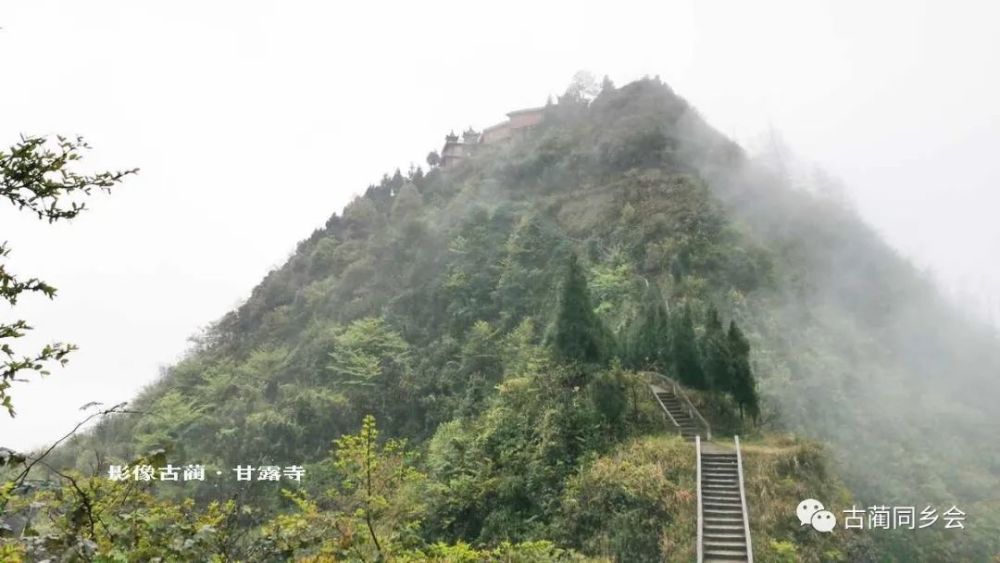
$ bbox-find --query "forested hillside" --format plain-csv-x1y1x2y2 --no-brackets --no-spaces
5,77,999,561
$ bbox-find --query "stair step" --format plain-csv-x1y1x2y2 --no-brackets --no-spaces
704,532,746,540
704,499,741,505
704,497,742,503
705,507,743,514
703,490,741,497
704,501,743,509
704,508,743,516
704,525,744,533
704,516,744,524
704,513,744,520
705,540,747,549
705,540,747,548
703,549,749,561
704,518,745,525
703,496,741,503
705,520,745,528
703,494,742,501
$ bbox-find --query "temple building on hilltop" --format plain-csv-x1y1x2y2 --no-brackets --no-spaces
480,106,546,144
440,128,480,167
439,106,546,167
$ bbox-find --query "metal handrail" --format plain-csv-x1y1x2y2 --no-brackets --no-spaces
695,435,703,563
647,372,712,440
650,384,681,429
735,436,753,563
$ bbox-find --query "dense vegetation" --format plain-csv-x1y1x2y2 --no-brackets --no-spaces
3,77,999,561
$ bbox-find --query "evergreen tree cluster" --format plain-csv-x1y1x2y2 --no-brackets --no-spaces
550,252,759,423
619,284,760,422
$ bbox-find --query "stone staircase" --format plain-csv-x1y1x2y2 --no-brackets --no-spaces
699,447,752,562
651,384,707,442
648,376,752,562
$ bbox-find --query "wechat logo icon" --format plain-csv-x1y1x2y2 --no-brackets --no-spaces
798,498,837,533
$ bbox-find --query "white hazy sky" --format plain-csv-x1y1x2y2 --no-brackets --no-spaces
2,0,998,450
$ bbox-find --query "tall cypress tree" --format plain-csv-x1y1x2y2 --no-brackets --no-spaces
671,303,707,389
700,305,734,393
552,253,610,366
727,320,760,421
624,282,671,371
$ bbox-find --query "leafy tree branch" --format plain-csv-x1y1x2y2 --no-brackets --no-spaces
0,134,136,416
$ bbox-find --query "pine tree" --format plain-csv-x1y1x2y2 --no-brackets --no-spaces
624,282,671,371
552,253,610,366
671,303,707,389
700,305,734,392
727,320,760,421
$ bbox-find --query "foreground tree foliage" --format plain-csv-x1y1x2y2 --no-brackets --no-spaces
0,135,136,416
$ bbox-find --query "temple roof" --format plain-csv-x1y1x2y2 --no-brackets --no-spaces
506,106,546,117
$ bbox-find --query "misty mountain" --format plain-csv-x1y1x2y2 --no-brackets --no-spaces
43,77,1000,560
